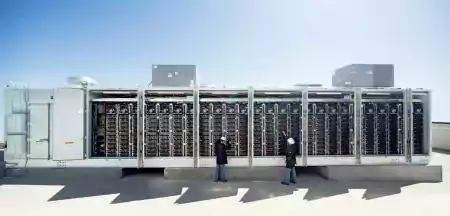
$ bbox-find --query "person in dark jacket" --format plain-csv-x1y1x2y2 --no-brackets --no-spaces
281,131,297,185
214,136,231,182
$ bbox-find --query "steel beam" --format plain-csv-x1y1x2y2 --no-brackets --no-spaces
354,88,362,164
248,86,254,167
193,85,200,168
302,89,308,166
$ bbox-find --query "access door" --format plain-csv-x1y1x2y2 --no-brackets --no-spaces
52,88,85,160
28,103,51,159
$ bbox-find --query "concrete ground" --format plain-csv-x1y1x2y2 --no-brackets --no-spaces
1,151,450,216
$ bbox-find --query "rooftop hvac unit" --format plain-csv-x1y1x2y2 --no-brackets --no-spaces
152,65,197,87
333,64,394,87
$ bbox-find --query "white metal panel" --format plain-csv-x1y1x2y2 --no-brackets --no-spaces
252,157,286,167
4,89,27,114
252,157,305,166
28,104,50,159
360,156,403,164
5,158,139,168
198,157,248,167
307,156,357,166
28,89,53,104
5,135,26,159
52,88,85,160
143,158,194,168
410,155,430,165
4,88,28,159
5,114,26,134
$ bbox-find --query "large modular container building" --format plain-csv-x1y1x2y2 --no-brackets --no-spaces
3,86,431,168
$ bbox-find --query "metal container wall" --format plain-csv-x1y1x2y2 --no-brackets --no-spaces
3,86,432,168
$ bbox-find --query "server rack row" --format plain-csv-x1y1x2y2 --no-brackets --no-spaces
87,88,430,167
413,102,424,155
3,87,431,168
253,102,302,156
91,102,138,157
90,102,426,158
307,102,354,156
199,102,248,157
361,102,404,155
144,102,194,157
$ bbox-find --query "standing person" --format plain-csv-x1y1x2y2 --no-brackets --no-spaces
281,131,297,185
214,136,231,182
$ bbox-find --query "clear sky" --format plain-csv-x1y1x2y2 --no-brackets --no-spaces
1,0,449,140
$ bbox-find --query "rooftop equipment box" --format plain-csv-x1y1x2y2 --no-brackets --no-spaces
151,65,197,87
332,64,394,87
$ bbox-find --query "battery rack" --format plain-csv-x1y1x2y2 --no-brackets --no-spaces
144,102,194,157
84,87,430,167
199,102,248,157
89,90,139,158
307,91,355,157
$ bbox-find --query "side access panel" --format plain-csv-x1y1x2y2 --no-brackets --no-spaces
28,104,51,159
52,88,85,160
4,88,28,160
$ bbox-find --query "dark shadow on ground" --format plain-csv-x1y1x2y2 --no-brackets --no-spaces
240,181,298,203
175,182,238,204
362,184,404,200
0,167,420,204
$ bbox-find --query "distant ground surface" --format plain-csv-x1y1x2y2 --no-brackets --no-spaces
1,152,450,216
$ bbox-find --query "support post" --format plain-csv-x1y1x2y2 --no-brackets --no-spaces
248,86,254,167
137,87,145,168
404,88,413,163
193,85,200,168
84,87,89,159
302,89,308,166
354,88,362,164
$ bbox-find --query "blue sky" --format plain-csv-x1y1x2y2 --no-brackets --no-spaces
1,0,450,140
